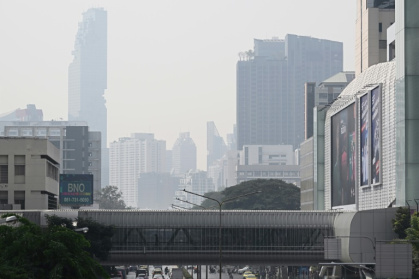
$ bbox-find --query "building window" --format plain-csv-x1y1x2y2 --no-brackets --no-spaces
47,162,58,181
14,191,25,210
0,191,7,204
379,22,382,32
14,155,25,184
0,165,8,183
0,155,7,184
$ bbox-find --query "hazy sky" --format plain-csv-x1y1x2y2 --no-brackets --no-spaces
0,1,356,170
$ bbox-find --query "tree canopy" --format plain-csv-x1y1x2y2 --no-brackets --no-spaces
392,206,411,239
46,214,114,261
95,185,129,209
198,179,300,210
0,214,109,279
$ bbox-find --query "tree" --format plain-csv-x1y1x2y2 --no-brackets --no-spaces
392,206,411,239
95,185,129,209
0,214,109,279
406,212,419,275
198,179,300,210
46,214,114,261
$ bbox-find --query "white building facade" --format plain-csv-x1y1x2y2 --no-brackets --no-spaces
109,133,166,208
0,138,60,210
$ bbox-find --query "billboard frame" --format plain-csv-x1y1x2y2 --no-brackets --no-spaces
330,101,357,210
59,174,94,207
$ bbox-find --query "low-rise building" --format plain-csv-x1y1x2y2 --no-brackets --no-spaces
0,137,60,210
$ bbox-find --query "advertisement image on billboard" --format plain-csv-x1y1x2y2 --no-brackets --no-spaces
371,86,381,184
59,174,93,206
360,94,369,186
331,103,356,207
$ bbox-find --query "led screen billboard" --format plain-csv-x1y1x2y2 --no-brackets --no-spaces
371,86,381,184
331,103,356,207
360,94,369,186
59,174,93,206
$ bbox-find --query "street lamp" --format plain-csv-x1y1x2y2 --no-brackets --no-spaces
171,204,189,210
74,227,89,233
183,189,261,279
0,215,17,224
176,197,209,210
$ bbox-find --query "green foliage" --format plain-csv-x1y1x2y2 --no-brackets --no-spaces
406,212,419,275
199,179,300,210
392,206,411,239
46,214,114,261
76,217,114,260
95,185,129,209
0,214,109,279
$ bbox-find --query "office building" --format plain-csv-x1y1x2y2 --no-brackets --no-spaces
109,133,166,208
174,170,215,208
68,8,108,187
239,145,295,166
355,0,395,76
207,121,227,171
236,165,300,187
237,35,343,151
0,138,60,210
171,132,197,175
0,121,101,194
304,72,355,139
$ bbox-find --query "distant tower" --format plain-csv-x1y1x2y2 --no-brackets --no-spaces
237,36,343,150
68,8,108,187
207,121,227,170
172,132,197,175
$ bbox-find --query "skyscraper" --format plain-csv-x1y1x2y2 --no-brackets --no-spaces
109,133,166,208
207,121,227,170
237,35,343,151
171,132,197,175
68,8,108,187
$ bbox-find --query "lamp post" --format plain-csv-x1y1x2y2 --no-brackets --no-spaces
171,204,189,210
74,227,89,233
183,189,261,279
0,215,17,224
176,197,210,210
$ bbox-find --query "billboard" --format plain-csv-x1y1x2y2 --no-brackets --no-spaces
371,86,381,184
331,103,356,207
360,94,369,186
59,174,93,206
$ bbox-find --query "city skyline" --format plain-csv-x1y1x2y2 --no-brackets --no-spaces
0,1,356,170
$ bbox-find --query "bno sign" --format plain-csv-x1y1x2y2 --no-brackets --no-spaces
59,174,94,206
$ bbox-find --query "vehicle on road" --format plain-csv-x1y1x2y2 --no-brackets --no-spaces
137,268,148,277
153,268,163,276
238,267,250,274
153,274,164,279
243,274,257,279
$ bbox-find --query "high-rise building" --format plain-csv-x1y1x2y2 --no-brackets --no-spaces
304,72,355,139
171,132,197,176
68,8,108,187
355,0,395,76
174,170,215,208
237,35,343,151
109,133,166,208
207,121,227,171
